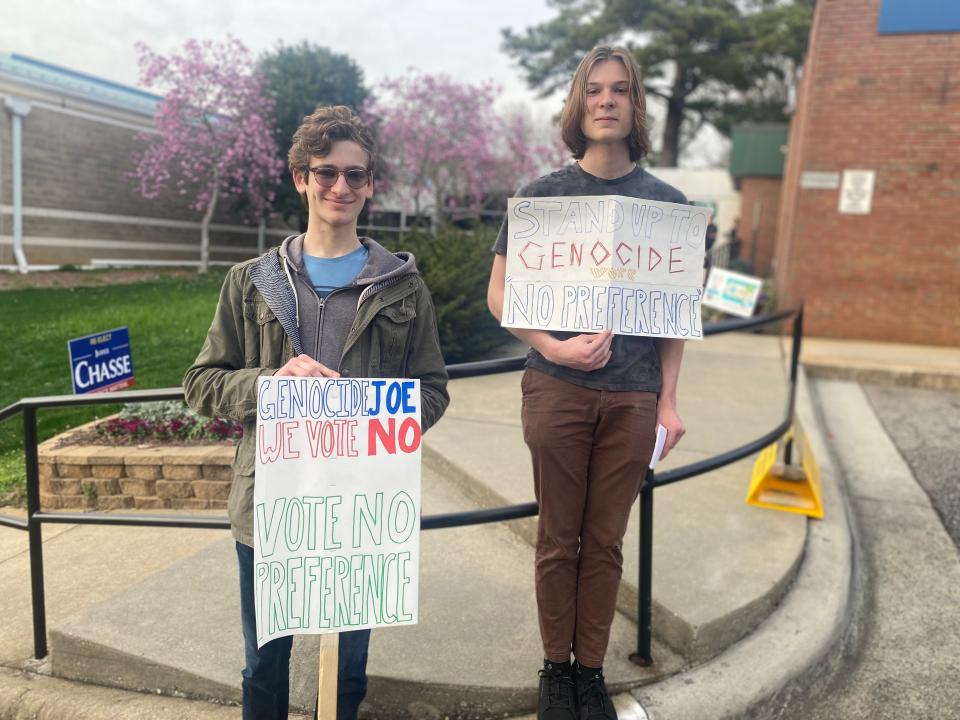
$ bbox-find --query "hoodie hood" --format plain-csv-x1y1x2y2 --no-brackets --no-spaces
278,234,418,286
250,234,419,363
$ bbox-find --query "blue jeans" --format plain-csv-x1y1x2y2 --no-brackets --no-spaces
236,542,371,720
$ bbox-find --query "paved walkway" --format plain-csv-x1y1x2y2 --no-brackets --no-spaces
0,331,956,719
770,380,960,719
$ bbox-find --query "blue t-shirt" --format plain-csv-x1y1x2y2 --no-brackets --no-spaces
302,245,369,299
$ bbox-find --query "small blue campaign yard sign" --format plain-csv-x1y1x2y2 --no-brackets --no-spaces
68,327,135,394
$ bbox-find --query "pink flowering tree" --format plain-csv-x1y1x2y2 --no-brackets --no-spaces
131,38,285,272
364,73,566,224
494,109,570,194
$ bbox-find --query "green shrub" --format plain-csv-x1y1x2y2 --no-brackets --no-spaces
381,227,507,363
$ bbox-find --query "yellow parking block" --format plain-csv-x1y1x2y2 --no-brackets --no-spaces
746,428,823,519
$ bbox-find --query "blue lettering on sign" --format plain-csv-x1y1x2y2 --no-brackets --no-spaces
68,327,135,394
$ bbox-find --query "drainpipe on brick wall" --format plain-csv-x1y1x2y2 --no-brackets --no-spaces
4,97,31,273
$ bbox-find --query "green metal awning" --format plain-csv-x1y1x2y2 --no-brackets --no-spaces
729,124,788,178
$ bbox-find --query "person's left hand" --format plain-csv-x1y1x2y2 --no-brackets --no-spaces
657,403,685,461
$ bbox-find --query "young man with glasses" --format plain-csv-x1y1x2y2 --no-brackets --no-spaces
487,47,688,720
184,105,449,720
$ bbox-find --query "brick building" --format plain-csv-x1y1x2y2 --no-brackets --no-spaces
0,54,294,269
774,0,960,345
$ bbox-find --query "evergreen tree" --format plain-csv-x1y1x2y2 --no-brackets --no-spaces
502,0,813,166
258,42,370,229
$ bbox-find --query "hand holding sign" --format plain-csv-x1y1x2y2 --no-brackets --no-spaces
278,354,341,378
544,330,613,371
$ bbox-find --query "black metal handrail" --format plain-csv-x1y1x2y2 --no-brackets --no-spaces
0,306,803,665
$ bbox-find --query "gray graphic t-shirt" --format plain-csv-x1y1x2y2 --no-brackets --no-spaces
493,163,688,392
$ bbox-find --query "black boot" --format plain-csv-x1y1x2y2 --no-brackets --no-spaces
537,660,577,720
574,661,617,720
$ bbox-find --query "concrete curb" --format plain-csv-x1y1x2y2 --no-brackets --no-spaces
804,361,960,392
631,365,858,719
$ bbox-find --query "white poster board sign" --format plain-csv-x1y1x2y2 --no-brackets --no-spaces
254,377,421,648
502,195,707,339
703,267,763,318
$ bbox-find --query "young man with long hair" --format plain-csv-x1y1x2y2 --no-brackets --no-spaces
184,106,449,720
488,47,687,720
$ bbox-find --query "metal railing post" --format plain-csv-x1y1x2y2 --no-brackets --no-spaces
23,406,48,659
784,306,804,466
630,469,654,666
790,305,804,389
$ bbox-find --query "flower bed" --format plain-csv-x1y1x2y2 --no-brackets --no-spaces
37,404,239,511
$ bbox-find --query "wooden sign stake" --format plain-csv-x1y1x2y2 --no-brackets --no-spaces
317,633,339,720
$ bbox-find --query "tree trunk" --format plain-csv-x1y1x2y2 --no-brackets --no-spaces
433,186,444,233
199,171,220,274
660,64,688,168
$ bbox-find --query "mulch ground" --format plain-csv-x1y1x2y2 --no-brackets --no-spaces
52,426,235,449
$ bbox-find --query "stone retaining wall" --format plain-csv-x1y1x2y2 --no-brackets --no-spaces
38,436,235,511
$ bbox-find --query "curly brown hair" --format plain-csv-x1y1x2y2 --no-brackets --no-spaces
559,46,651,163
287,105,379,179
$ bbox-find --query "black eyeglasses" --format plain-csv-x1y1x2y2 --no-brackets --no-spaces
305,165,372,189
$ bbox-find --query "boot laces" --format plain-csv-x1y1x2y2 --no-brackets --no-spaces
579,671,609,713
539,667,575,707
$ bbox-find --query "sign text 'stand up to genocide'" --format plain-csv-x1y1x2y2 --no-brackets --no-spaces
254,377,421,648
502,195,708,339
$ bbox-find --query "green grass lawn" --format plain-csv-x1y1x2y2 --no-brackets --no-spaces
0,270,228,505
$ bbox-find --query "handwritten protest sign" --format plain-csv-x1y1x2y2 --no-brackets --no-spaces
502,195,707,339
254,377,421,648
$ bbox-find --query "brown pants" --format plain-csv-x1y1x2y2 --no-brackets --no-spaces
521,368,658,666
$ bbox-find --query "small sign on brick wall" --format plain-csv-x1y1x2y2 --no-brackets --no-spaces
839,170,876,215
800,171,840,190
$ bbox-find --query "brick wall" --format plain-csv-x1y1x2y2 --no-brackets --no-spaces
39,443,235,512
774,0,960,345
737,177,782,277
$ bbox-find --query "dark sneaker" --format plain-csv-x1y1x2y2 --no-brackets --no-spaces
574,664,617,720
537,661,577,720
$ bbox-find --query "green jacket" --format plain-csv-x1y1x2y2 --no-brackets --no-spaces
183,236,449,546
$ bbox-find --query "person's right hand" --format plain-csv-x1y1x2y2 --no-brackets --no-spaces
544,331,613,372
276,354,341,378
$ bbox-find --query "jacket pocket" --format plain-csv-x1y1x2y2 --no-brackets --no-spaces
243,298,285,369
368,298,417,376
233,421,256,477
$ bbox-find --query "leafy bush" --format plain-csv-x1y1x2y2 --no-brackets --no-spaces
380,226,508,363
97,401,242,442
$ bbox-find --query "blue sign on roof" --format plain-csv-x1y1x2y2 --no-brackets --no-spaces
878,0,960,34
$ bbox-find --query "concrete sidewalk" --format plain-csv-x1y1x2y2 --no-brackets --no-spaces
0,332,954,719
801,336,960,391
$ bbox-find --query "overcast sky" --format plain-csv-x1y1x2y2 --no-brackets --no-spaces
1,0,725,166
1,0,564,118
